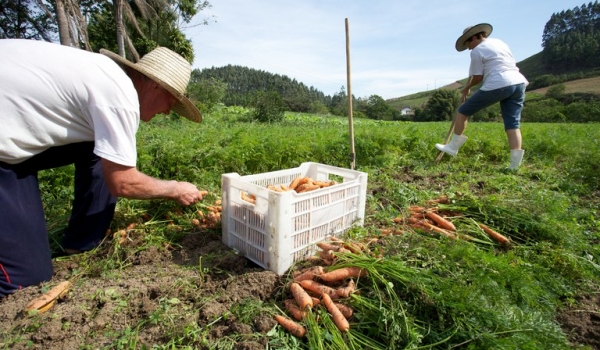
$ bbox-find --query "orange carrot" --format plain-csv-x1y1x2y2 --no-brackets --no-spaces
334,302,354,319
479,223,511,245
317,242,340,252
275,315,306,338
290,282,313,310
322,293,350,332
336,279,356,298
318,250,335,260
408,206,427,212
299,280,338,298
342,242,364,254
293,266,324,282
284,299,307,321
320,267,367,283
415,222,457,239
425,211,456,231
311,297,321,306
24,281,71,312
289,176,303,190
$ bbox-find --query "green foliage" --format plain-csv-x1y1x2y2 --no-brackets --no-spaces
188,76,227,114
546,83,566,99
364,95,398,120
0,0,56,40
417,89,460,122
522,99,566,122
542,1,600,70
251,90,286,122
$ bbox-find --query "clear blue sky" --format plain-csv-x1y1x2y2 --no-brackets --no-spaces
185,0,586,100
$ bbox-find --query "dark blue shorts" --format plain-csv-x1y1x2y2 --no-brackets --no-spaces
458,83,526,130
0,142,117,297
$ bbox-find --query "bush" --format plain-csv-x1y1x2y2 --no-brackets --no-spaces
564,101,600,122
251,90,286,122
522,99,566,122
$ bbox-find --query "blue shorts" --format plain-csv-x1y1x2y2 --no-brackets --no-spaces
458,83,526,130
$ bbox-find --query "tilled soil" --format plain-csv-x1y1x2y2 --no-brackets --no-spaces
1,228,598,349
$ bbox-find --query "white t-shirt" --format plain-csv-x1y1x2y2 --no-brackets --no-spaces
469,37,529,91
0,39,139,166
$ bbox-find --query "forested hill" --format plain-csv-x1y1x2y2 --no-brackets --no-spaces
192,65,333,111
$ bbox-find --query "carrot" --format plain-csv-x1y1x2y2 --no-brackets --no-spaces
290,282,313,310
479,223,511,245
311,297,321,306
318,250,335,261
241,192,256,204
320,267,367,283
336,279,356,298
317,242,340,252
392,217,404,223
334,302,354,319
289,176,303,190
295,183,320,193
293,266,324,282
284,299,307,321
299,280,338,298
342,242,364,254
275,315,306,338
414,222,457,239
322,293,350,332
425,211,456,231
380,228,392,235
24,281,71,313
408,206,427,212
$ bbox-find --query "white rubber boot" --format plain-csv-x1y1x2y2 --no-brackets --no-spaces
507,149,524,170
435,134,468,157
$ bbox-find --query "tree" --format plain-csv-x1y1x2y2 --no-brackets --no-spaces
364,95,397,120
188,75,227,114
418,89,459,122
252,90,286,123
0,0,56,40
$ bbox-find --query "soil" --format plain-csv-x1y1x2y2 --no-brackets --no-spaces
1,214,599,349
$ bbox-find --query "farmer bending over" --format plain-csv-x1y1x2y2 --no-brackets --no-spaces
0,39,205,297
435,23,529,170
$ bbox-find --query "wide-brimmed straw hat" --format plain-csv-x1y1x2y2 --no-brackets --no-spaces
455,23,493,52
100,47,202,123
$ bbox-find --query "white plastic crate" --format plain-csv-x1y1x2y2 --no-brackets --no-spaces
221,162,368,275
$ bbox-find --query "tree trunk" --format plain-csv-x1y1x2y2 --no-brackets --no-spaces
114,0,125,57
55,0,71,45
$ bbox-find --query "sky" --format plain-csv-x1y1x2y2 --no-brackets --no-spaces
184,0,586,100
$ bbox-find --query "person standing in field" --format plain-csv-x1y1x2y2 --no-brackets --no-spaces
0,39,205,297
435,23,529,170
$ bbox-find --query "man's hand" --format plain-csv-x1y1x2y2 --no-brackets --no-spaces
174,181,205,206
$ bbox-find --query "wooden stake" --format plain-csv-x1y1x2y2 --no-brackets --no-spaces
345,18,356,170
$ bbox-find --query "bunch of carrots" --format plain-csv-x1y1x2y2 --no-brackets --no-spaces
241,176,337,204
274,238,369,338
394,195,511,247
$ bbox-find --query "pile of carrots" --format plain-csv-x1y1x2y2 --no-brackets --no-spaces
241,176,337,204
274,238,369,338
394,196,511,247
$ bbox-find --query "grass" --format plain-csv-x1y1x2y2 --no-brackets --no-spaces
8,108,600,349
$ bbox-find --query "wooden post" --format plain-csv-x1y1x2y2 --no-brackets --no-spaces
345,18,356,170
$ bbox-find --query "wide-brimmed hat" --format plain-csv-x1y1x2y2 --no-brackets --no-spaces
100,47,202,123
455,23,493,52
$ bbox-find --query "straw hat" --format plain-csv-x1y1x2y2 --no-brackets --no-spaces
455,23,493,52
100,47,202,123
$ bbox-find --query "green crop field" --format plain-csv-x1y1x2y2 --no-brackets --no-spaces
2,109,599,350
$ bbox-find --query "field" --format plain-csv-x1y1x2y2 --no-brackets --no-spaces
1,110,599,350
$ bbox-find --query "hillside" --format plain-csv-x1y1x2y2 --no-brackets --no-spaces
387,50,600,109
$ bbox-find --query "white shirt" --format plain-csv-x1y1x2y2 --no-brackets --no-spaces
469,37,529,91
0,39,139,166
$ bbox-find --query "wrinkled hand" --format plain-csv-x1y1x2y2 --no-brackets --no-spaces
175,182,206,206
